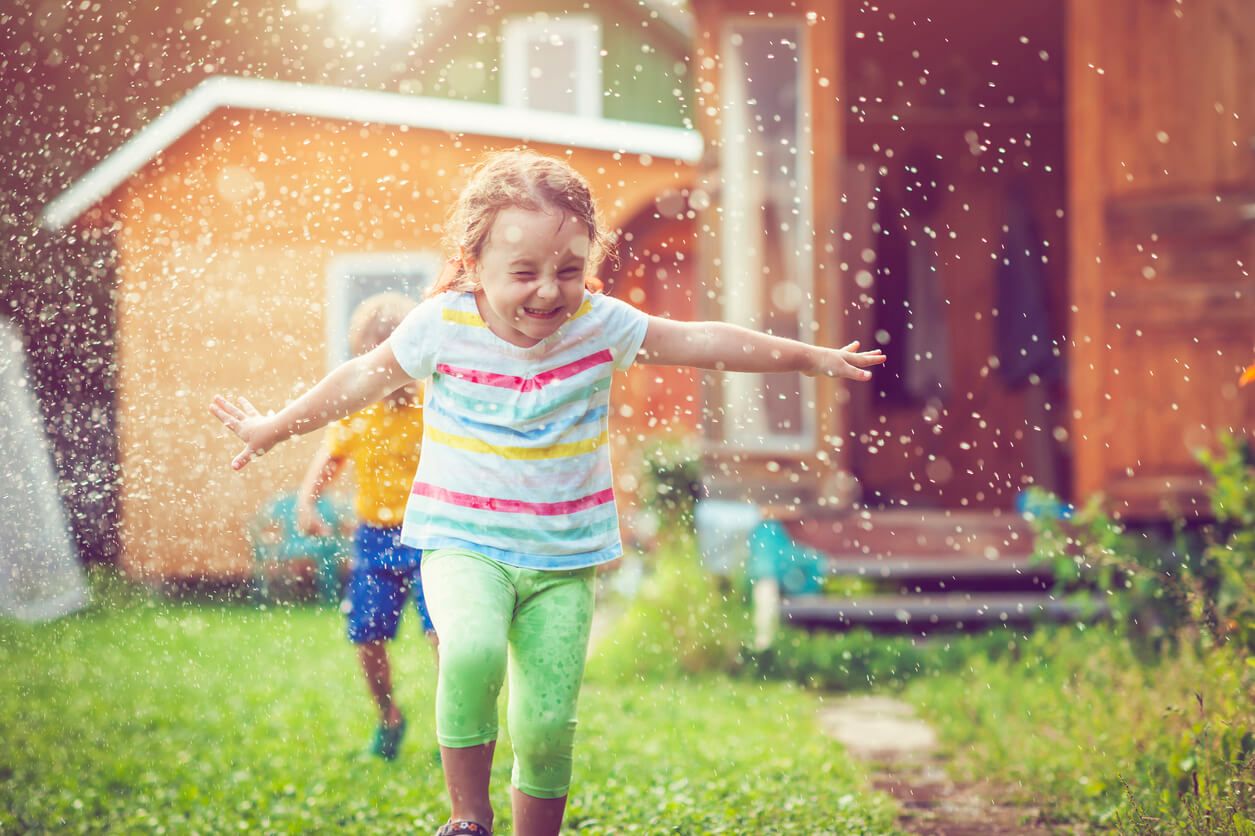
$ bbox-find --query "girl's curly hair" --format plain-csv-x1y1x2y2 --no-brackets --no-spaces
428,149,610,297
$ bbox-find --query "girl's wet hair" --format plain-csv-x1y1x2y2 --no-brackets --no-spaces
348,292,417,357
428,149,610,297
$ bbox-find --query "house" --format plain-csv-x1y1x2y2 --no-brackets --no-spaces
44,0,1255,584
41,3,703,585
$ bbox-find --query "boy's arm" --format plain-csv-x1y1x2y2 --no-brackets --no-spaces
210,341,412,471
296,445,347,537
637,316,885,381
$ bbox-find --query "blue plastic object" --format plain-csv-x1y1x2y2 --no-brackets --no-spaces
250,492,350,602
747,521,827,596
1015,489,1074,520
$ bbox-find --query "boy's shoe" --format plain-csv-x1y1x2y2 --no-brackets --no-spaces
371,714,406,761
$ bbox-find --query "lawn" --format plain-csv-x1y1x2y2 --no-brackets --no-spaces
903,626,1255,833
0,573,900,835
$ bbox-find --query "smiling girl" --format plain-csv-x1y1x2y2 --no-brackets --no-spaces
211,149,884,836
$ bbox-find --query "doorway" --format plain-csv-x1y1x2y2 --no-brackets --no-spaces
839,1,1071,511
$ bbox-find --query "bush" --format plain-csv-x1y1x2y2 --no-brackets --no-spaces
588,531,748,681
1028,432,1255,653
636,435,702,529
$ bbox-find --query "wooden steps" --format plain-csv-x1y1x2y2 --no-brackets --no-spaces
783,592,1107,632
749,509,1101,643
820,555,1052,591
787,509,1036,560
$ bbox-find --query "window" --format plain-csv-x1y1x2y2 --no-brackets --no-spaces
501,15,602,118
713,21,815,451
325,252,441,369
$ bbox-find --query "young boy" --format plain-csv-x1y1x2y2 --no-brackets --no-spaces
296,292,437,761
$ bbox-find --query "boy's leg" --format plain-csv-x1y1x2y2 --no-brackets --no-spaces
407,551,440,661
344,555,409,754
422,549,516,832
506,567,596,836
357,640,401,728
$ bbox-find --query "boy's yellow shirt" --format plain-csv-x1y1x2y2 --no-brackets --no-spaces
324,397,423,527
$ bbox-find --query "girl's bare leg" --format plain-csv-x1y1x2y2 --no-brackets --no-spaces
441,742,496,832
511,787,566,836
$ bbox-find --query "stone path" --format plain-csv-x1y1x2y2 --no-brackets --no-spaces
818,696,1083,836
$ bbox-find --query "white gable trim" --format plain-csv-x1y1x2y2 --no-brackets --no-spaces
39,75,704,230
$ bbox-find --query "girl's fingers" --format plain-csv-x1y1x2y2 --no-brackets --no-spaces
209,399,240,429
236,396,261,417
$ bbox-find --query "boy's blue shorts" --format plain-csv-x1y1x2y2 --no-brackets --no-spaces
343,523,434,644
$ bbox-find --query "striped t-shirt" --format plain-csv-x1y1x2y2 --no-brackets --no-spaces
388,290,650,570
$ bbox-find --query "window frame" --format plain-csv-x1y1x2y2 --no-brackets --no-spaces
501,14,603,119
709,16,818,454
324,251,442,370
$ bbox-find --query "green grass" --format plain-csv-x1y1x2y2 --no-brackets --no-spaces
903,626,1255,832
0,572,899,835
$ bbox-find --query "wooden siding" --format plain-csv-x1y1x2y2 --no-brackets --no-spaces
1068,0,1255,517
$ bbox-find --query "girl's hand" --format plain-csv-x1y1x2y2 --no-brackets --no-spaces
809,340,886,381
209,395,281,470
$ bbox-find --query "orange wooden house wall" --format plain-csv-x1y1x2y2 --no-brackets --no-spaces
92,109,694,582
1067,0,1255,518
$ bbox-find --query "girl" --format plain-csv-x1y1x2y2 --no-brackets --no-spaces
211,149,884,836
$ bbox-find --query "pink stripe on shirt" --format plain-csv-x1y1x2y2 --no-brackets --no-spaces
412,481,616,516
436,349,613,392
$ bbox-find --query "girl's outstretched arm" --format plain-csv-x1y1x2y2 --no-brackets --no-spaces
638,316,886,381
209,341,412,471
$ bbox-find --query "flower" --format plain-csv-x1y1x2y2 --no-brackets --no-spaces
1241,363,1255,387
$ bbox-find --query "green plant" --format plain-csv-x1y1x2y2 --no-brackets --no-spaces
1195,432,1255,649
588,532,747,681
636,434,702,528
1028,489,1193,648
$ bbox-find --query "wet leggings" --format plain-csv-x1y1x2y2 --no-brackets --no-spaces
420,548,596,799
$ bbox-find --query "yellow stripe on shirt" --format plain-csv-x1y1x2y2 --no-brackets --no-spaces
427,425,608,460
442,309,486,327
441,298,591,330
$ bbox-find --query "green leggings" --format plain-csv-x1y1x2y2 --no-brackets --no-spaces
420,548,596,799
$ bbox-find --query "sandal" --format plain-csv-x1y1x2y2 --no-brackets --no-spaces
371,713,406,761
434,822,491,836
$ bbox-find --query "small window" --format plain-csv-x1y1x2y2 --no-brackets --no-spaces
325,252,441,369
501,15,602,118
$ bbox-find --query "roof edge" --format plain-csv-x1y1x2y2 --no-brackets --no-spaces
39,75,704,231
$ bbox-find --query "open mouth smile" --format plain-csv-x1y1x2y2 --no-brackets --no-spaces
522,306,563,320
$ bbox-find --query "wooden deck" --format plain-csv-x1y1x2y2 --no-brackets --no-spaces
754,508,1102,640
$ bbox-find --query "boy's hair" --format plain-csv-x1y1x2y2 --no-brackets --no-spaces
429,149,610,297
348,292,417,357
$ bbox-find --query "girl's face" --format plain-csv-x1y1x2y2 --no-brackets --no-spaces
471,206,591,347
